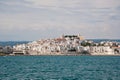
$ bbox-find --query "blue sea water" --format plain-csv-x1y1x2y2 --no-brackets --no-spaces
0,56,120,80
0,41,30,47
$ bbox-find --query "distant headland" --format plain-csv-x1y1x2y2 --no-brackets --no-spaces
0,34,120,56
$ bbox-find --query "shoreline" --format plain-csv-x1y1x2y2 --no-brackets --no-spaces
1,54,120,56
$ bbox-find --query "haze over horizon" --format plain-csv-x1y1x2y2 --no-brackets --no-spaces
0,0,120,41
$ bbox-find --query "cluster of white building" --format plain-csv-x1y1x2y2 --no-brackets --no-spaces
13,35,120,55
13,34,85,55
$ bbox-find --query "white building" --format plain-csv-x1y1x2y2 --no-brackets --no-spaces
90,46,114,55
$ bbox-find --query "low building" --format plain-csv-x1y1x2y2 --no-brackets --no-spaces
112,47,120,54
3,46,13,54
90,46,114,55
0,46,3,52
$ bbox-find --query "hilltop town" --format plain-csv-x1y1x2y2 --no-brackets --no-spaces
0,34,120,56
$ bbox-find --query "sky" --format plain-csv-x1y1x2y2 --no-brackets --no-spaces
0,0,120,41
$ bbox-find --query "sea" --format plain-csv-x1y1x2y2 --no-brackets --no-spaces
0,40,120,80
0,41,30,47
0,56,120,80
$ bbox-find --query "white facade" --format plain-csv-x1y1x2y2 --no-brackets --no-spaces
90,46,114,55
13,35,120,55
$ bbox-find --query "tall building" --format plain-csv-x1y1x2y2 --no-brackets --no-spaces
61,34,84,41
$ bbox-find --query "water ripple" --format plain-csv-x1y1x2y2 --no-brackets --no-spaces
0,56,120,80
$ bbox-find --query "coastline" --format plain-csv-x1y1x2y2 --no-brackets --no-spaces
1,35,120,56
1,53,120,56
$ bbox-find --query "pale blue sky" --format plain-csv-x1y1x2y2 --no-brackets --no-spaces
0,0,120,41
